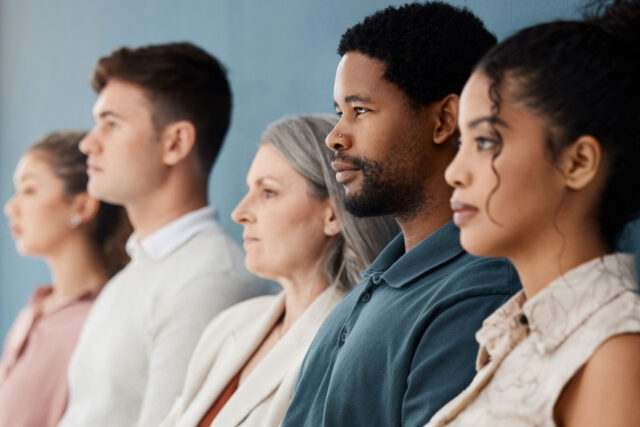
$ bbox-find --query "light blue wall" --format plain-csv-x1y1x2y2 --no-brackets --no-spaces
1,0,623,342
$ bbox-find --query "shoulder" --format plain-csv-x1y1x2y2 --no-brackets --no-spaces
203,294,281,333
216,294,280,320
428,254,519,309
168,227,247,274
182,294,279,347
555,333,640,426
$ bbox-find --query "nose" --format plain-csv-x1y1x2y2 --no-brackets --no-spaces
231,193,255,225
4,195,17,218
325,121,351,152
444,149,472,189
79,129,99,155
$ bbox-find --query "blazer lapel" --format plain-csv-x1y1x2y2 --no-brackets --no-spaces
181,294,286,426
213,287,344,426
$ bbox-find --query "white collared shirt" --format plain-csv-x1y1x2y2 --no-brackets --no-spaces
60,206,270,427
126,206,221,261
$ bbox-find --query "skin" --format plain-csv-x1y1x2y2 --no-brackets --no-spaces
81,79,206,238
4,152,107,313
446,70,640,426
231,142,339,383
327,52,459,251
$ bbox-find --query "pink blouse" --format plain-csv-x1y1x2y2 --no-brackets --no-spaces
0,286,98,427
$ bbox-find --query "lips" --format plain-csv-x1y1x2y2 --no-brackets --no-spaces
331,160,360,184
242,234,259,246
450,199,479,226
86,161,102,175
9,223,21,238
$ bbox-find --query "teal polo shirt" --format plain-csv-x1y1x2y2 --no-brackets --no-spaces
282,221,520,427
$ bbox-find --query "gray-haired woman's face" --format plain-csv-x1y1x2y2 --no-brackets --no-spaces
231,142,339,282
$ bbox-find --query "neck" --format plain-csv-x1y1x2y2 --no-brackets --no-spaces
46,235,108,299
276,267,330,335
126,177,208,238
509,218,609,299
397,181,453,252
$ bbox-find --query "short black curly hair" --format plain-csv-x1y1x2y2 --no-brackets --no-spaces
338,2,497,108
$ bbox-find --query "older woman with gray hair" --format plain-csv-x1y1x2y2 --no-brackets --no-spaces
160,114,399,427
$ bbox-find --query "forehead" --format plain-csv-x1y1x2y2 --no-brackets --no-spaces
13,152,55,183
334,52,406,102
248,143,304,183
459,72,493,124
92,79,153,118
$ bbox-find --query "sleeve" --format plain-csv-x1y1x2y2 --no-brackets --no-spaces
135,270,252,427
402,293,511,426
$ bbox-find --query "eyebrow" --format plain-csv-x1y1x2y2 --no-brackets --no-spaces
15,173,38,184
97,110,125,120
467,116,509,129
334,94,373,108
247,176,280,187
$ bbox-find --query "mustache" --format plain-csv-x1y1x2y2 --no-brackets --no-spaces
332,152,367,170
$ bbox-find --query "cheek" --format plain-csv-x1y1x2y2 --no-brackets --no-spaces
246,202,328,276
18,198,71,253
461,162,560,257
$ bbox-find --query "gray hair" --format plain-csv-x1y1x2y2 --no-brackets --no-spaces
262,114,400,291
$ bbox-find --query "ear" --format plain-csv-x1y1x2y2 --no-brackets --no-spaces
433,94,459,145
322,203,341,237
161,120,197,166
558,135,602,190
71,193,101,224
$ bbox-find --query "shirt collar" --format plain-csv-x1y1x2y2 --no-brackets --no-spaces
362,221,464,289
475,253,638,362
29,285,100,315
126,206,221,261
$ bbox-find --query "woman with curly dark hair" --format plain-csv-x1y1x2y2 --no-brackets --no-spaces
429,1,640,425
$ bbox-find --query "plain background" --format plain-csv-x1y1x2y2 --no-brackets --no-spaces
2,0,636,342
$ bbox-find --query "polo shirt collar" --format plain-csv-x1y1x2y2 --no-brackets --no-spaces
362,221,464,289
126,206,221,261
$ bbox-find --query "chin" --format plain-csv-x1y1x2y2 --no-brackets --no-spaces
244,258,264,277
16,243,39,257
459,231,491,257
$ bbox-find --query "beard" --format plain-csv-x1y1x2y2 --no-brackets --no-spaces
335,151,427,221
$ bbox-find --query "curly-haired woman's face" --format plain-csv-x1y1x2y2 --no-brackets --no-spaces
445,71,566,259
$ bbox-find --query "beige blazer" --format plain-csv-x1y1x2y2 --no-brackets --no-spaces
160,286,344,427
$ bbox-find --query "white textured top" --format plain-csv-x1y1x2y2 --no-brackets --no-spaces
427,253,640,427
59,207,269,427
427,254,640,427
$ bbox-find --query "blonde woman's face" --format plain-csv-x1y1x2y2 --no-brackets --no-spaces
4,152,80,257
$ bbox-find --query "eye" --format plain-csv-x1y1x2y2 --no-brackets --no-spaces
263,189,276,198
452,138,462,149
354,107,369,116
334,109,343,118
107,121,119,130
475,137,497,152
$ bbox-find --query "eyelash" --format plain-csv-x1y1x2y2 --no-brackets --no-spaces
334,107,370,117
475,137,497,152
